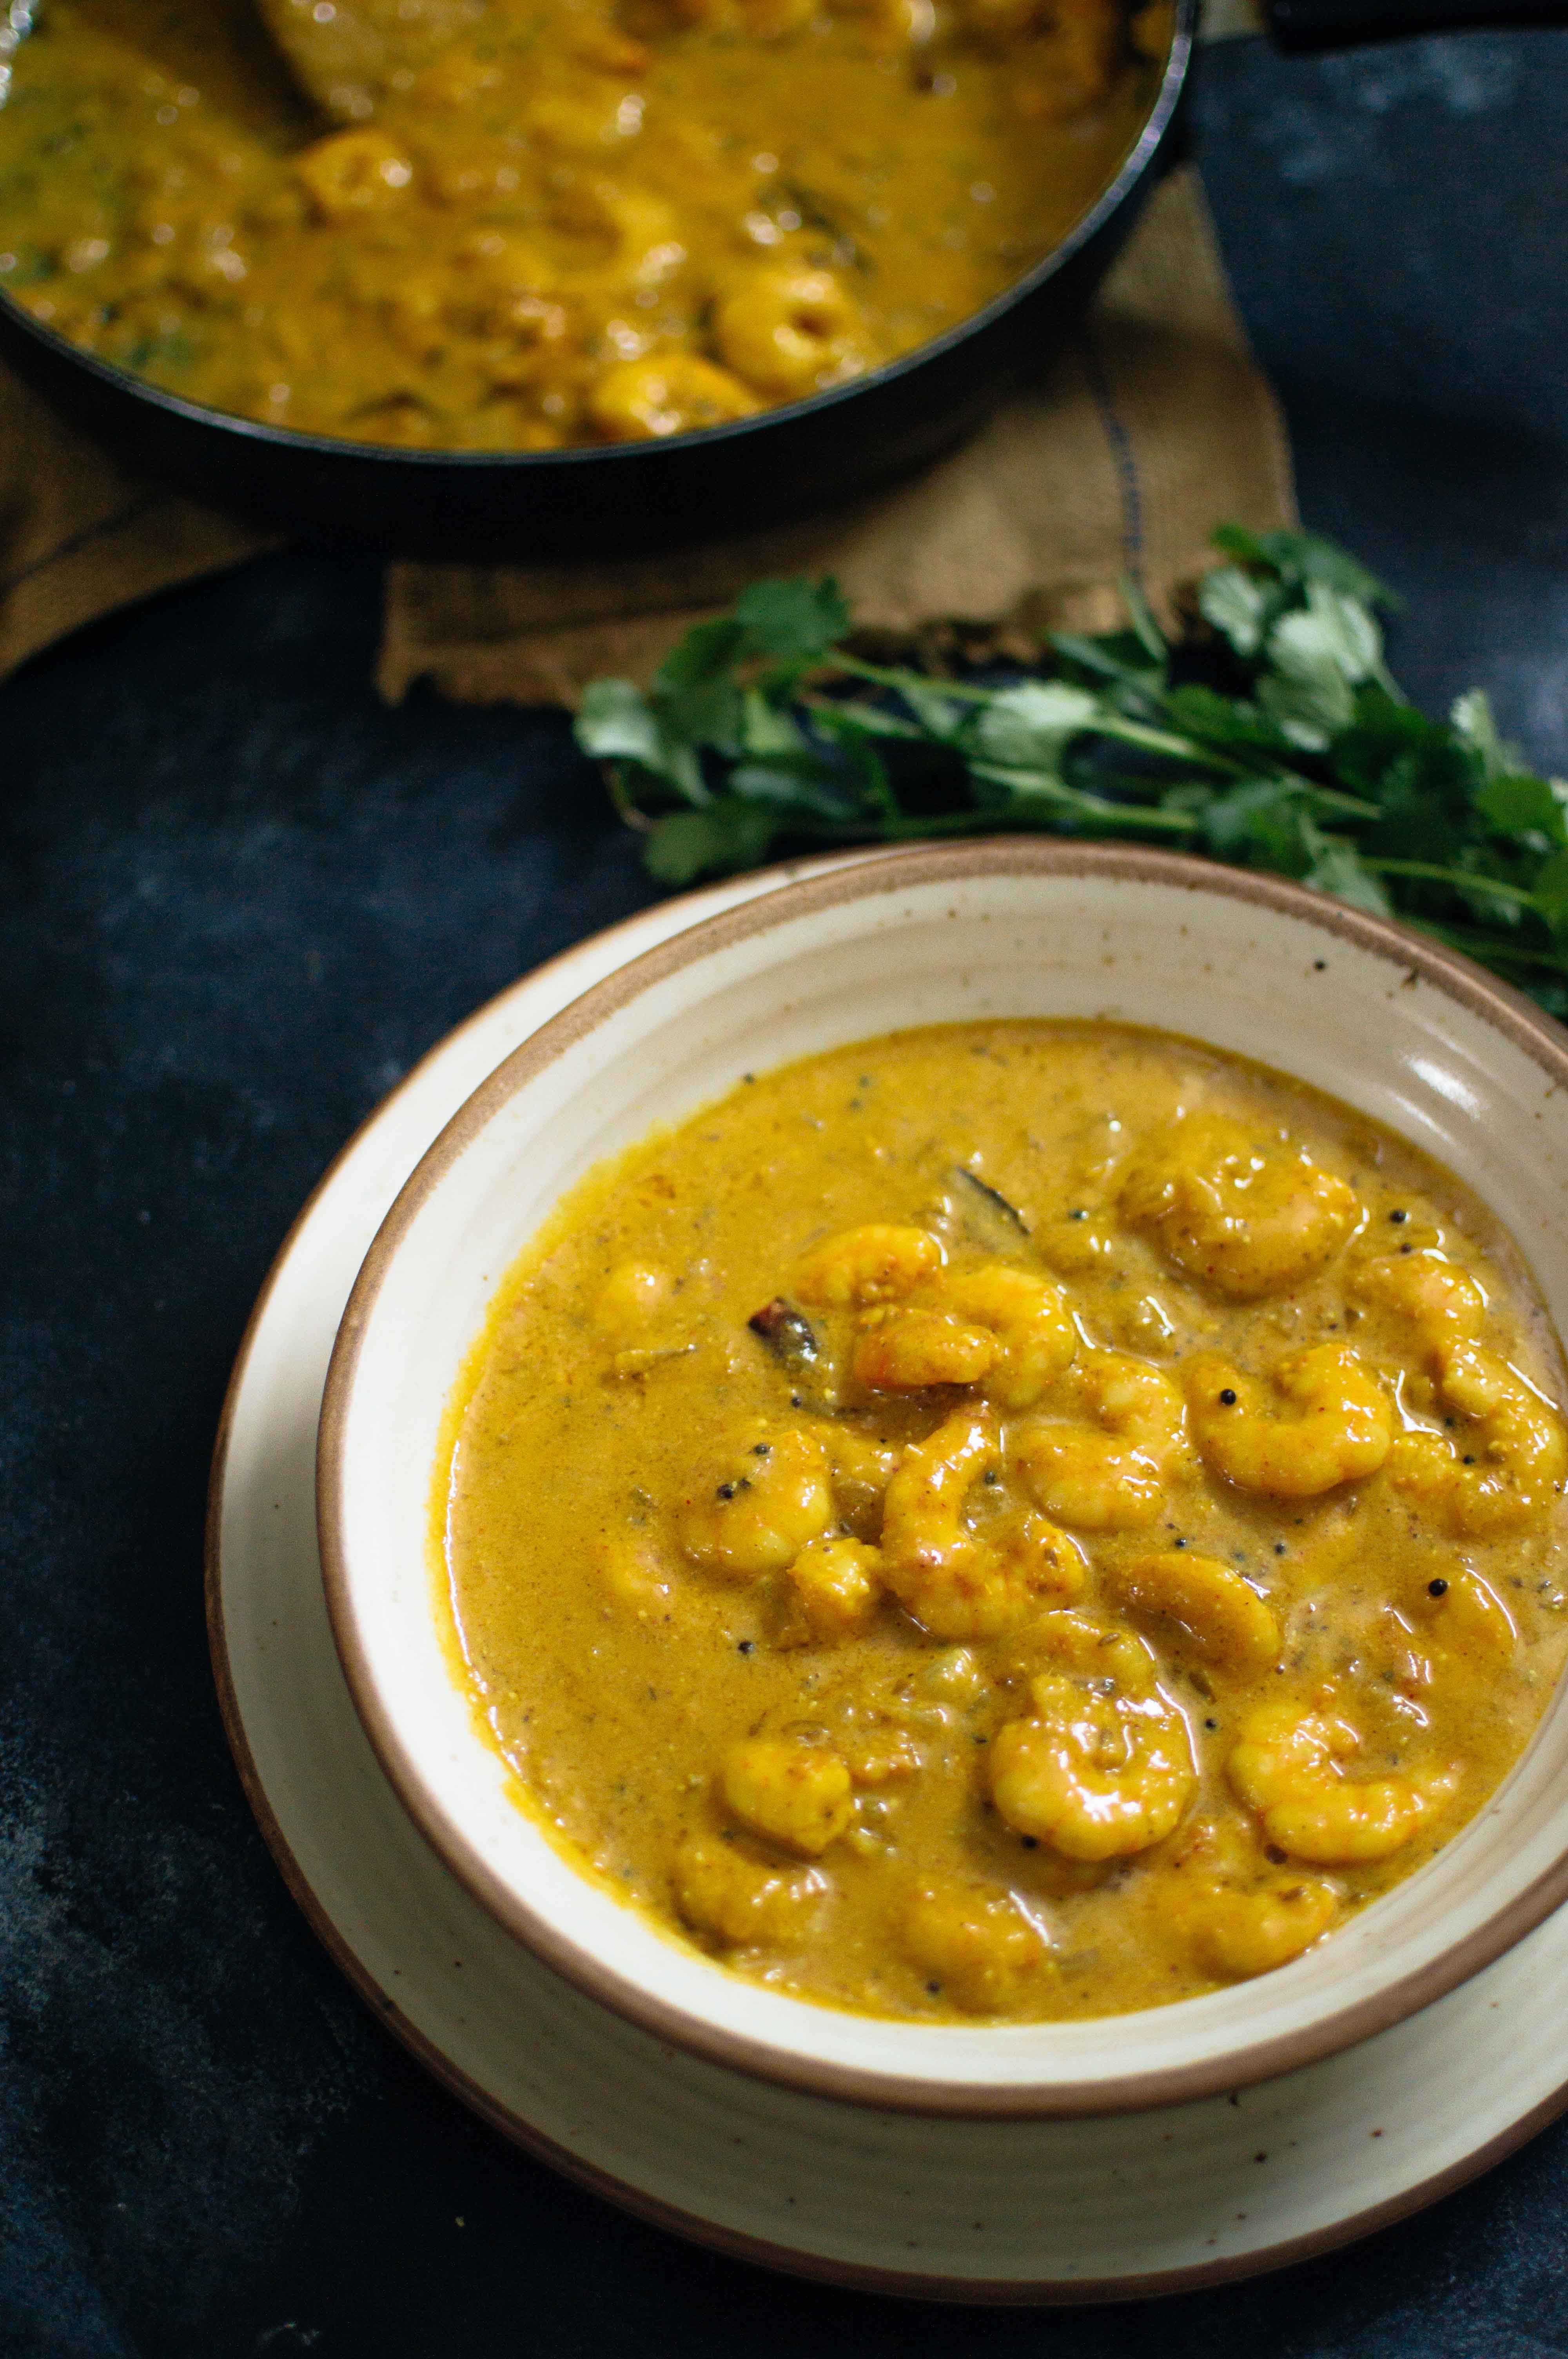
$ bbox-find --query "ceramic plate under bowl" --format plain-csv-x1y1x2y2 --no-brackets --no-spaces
209,856,1568,2298
316,842,1568,2119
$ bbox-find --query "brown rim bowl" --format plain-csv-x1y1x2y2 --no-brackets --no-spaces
317,840,1568,2115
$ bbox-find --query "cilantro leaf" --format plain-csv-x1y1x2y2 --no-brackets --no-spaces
643,801,784,885
574,527,1568,1023
574,677,706,802
1269,582,1385,693
1198,565,1270,659
1477,772,1568,847
969,681,1101,771
1212,524,1393,609
1301,841,1394,917
732,575,851,663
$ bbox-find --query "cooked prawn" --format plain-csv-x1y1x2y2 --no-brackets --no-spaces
1175,1877,1340,1977
928,1264,1078,1408
1121,1112,1361,1299
1013,1350,1190,1530
1185,1343,1392,1497
991,1672,1196,1861
792,1223,944,1307
1408,1565,1517,1672
851,1305,996,1392
719,1737,855,1856
1105,1550,1281,1673
878,1405,1084,1638
783,1535,884,1642
1389,1342,1568,1537
851,1261,1076,1407
1227,1697,1451,1863
1348,1249,1486,1357
675,1423,833,1576
672,1836,827,1949
900,1884,1050,2014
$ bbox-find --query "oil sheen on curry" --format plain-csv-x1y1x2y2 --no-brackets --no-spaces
0,0,1161,450
438,1023,1568,2023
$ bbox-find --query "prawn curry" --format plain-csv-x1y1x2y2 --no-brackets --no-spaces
0,0,1161,449
439,1022,1568,2022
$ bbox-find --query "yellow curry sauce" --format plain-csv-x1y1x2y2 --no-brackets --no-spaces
0,0,1161,449
438,1021,1568,2023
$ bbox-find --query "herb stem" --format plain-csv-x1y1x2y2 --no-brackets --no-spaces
577,530,1568,1020
1363,858,1541,908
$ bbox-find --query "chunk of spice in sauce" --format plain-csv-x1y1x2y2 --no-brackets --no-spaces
437,1020,1568,2023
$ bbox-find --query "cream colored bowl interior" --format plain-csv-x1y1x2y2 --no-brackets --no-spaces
320,850,1568,2115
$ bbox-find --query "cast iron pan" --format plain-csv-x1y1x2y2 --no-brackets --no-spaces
0,0,1197,559
0,0,1558,558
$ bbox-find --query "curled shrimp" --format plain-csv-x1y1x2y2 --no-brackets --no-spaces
852,1305,996,1392
1227,1697,1451,1864
1105,1550,1281,1673
1000,1605,1161,1690
1180,1879,1340,1978
1185,1343,1392,1498
672,1836,826,1950
879,1405,1084,1639
820,1425,901,1545
544,182,689,295
900,1885,1049,2015
588,352,759,441
793,1223,944,1308
1348,1249,1486,1357
1407,1565,1517,1673
1377,1567,1519,1694
719,1737,855,1857
1347,1249,1563,1532
783,1535,884,1643
675,1423,833,1577
931,1265,1077,1409
989,1631,1197,1860
1012,1351,1190,1530
714,263,869,401
1121,1112,1361,1300
851,1261,1076,1407
1158,1816,1338,1976
1389,1343,1568,1537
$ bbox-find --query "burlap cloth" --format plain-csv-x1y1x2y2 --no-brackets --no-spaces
0,163,1293,703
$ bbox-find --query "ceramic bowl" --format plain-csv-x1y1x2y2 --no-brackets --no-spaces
317,840,1568,2117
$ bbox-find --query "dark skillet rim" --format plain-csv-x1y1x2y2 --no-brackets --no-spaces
316,839,1568,2122
0,0,1194,471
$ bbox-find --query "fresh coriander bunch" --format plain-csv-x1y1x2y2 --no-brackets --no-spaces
574,527,1568,1015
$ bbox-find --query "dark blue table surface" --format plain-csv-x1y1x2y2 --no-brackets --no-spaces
5,29,1568,2357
